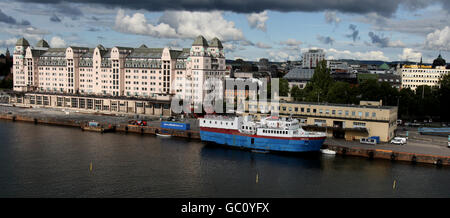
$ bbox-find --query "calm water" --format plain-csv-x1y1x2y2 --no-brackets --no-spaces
0,120,449,198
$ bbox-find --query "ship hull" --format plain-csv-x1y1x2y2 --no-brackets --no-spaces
200,127,325,152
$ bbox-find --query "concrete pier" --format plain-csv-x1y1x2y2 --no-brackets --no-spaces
0,104,449,166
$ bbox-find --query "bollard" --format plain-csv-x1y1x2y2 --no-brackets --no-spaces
390,153,396,161
341,148,347,156
436,159,443,167
411,155,417,164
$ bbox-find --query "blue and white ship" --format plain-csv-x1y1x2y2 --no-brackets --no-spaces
199,115,327,153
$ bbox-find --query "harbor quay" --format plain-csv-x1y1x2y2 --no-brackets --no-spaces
0,101,448,166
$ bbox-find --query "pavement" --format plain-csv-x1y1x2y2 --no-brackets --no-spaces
325,134,450,157
0,104,199,128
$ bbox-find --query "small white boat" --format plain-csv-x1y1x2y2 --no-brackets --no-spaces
320,149,336,155
156,133,172,137
251,149,269,154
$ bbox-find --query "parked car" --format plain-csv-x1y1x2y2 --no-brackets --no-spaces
391,137,407,145
128,120,147,126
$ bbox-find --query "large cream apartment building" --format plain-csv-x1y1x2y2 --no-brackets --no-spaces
13,36,228,106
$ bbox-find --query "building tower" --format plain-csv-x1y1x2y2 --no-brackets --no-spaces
13,38,30,91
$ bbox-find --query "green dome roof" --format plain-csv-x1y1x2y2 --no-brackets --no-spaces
96,44,106,50
433,54,446,67
36,39,50,48
379,63,389,70
209,37,223,48
16,38,30,46
192,35,208,47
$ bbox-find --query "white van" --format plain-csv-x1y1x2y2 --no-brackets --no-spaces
391,137,407,145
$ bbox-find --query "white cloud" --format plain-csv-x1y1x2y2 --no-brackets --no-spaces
280,38,302,46
246,10,268,32
115,9,244,42
0,38,17,47
159,11,244,41
324,11,341,25
357,11,450,36
326,48,389,61
388,40,406,48
223,43,237,52
255,42,272,49
2,26,49,41
268,50,298,62
50,36,66,47
425,26,450,51
398,48,422,62
115,9,177,38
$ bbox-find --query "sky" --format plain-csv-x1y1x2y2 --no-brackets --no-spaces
0,0,449,63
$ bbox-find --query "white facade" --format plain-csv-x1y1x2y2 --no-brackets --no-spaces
302,49,325,69
401,66,449,90
13,36,228,104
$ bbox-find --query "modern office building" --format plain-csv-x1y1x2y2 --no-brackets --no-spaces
401,65,449,90
13,36,228,106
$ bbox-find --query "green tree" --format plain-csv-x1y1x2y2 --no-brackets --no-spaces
359,79,381,101
290,85,304,101
438,74,450,121
398,88,415,119
279,78,290,97
379,82,399,106
327,81,357,104
304,60,333,102
414,85,440,119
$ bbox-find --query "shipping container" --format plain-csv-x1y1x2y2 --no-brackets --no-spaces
368,136,380,144
160,121,190,130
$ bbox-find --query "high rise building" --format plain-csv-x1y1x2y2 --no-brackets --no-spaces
302,49,325,69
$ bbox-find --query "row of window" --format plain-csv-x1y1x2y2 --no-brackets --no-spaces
249,105,378,118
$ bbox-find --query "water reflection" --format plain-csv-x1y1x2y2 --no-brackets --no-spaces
0,120,449,197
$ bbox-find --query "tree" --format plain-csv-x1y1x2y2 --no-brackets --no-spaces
290,85,304,101
279,78,290,97
304,60,333,102
413,85,439,119
379,82,399,106
359,79,381,101
327,81,357,104
398,88,415,119
438,74,450,121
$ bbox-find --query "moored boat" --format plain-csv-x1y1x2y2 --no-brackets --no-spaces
81,121,115,133
199,115,326,153
320,149,336,155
